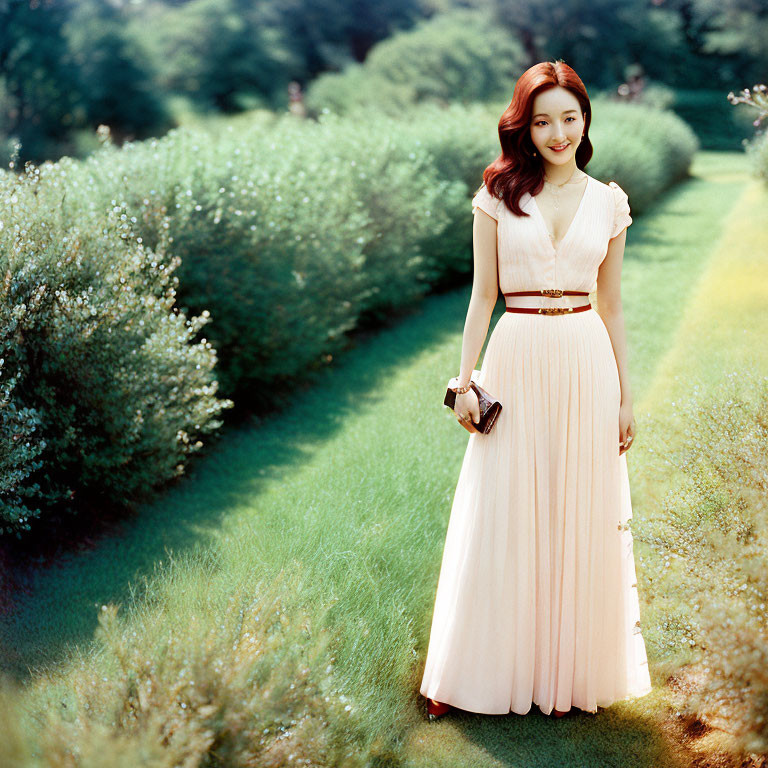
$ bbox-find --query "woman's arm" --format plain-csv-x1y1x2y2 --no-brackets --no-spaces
595,228,632,406
456,208,499,388
596,229,636,454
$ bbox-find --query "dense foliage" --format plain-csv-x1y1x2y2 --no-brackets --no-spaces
0,159,233,537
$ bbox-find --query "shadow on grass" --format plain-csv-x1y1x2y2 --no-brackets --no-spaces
0,284,485,682
433,701,677,768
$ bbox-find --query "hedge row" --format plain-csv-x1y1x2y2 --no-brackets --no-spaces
0,166,233,536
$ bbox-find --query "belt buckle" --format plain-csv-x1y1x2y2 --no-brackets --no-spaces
538,306,574,315
540,288,564,298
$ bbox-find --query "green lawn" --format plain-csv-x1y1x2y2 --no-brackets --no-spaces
0,150,760,767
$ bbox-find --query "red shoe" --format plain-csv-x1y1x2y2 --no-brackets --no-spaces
426,697,452,721
552,708,570,718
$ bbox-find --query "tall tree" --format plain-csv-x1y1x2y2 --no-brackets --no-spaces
64,0,170,141
139,0,296,111
0,0,79,162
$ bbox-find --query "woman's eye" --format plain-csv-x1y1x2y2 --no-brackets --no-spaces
534,117,575,127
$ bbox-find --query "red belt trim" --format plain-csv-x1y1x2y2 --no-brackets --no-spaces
505,304,592,314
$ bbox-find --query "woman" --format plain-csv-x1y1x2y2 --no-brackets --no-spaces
419,60,653,719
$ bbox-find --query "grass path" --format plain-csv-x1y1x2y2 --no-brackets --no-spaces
0,151,760,767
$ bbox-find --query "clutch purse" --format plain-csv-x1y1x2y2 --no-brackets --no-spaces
444,369,502,434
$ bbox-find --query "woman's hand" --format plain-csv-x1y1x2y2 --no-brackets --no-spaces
454,388,480,427
619,400,635,455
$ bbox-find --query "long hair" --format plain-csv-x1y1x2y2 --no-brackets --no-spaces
478,60,593,218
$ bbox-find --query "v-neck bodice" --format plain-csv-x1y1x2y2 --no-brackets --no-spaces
530,175,592,254
471,176,632,295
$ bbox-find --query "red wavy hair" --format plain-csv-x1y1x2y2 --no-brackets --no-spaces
477,60,593,218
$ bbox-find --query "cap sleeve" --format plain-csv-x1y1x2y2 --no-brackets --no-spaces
471,183,500,221
608,181,632,239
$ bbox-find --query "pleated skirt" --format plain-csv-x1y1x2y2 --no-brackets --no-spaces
419,309,653,715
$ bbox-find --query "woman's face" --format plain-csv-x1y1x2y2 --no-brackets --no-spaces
529,86,586,167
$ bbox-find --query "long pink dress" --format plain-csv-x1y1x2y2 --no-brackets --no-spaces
419,176,653,716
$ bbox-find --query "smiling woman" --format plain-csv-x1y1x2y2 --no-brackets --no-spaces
420,59,650,721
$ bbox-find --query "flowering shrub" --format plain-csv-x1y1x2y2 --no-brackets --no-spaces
0,161,233,536
637,368,768,755
0,564,368,768
729,83,768,182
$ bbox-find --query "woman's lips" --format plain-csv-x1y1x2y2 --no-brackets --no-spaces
548,143,569,152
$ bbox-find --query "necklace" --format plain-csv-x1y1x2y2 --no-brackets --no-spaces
542,168,587,210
